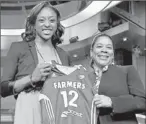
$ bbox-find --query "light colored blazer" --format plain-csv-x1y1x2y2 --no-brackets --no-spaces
1,41,70,97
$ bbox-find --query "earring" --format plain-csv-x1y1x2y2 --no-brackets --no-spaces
90,50,93,57
111,58,115,65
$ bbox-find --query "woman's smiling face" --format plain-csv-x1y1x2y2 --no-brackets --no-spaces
91,36,114,68
35,7,58,41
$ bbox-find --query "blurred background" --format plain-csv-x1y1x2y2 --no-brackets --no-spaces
1,1,145,124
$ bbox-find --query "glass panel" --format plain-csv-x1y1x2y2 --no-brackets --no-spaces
1,35,22,56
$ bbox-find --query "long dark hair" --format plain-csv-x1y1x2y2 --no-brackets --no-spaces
21,1,64,47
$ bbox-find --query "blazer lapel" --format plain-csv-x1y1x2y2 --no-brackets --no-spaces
27,42,68,66
27,41,38,66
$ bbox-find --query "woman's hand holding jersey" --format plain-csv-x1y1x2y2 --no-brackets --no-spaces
13,63,53,94
93,94,112,108
31,63,53,83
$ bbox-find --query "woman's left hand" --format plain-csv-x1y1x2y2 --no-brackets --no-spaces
93,94,112,108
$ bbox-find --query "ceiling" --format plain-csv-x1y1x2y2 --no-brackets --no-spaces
1,0,69,4
1,1,145,63
0,1,88,11
1,1,92,28
60,2,146,62
1,1,68,10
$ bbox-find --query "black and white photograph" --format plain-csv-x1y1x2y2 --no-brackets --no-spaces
1,1,146,124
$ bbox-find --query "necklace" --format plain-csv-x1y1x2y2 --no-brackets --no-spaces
35,43,59,64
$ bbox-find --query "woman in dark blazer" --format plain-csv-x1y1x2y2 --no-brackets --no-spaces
1,1,70,124
89,33,146,124
1,41,70,97
1,1,70,98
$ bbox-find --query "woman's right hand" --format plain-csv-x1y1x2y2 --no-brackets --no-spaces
31,63,52,84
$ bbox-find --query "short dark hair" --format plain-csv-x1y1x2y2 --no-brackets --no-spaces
91,33,114,50
21,1,64,47
90,33,115,67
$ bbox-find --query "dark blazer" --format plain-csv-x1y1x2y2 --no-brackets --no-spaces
1,41,70,97
88,65,146,124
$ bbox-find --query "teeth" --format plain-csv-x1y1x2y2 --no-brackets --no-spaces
43,28,52,30
100,56,107,59
99,55,108,57
43,30,51,34
98,55,108,60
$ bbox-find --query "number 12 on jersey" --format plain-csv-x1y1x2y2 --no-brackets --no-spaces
61,90,78,108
